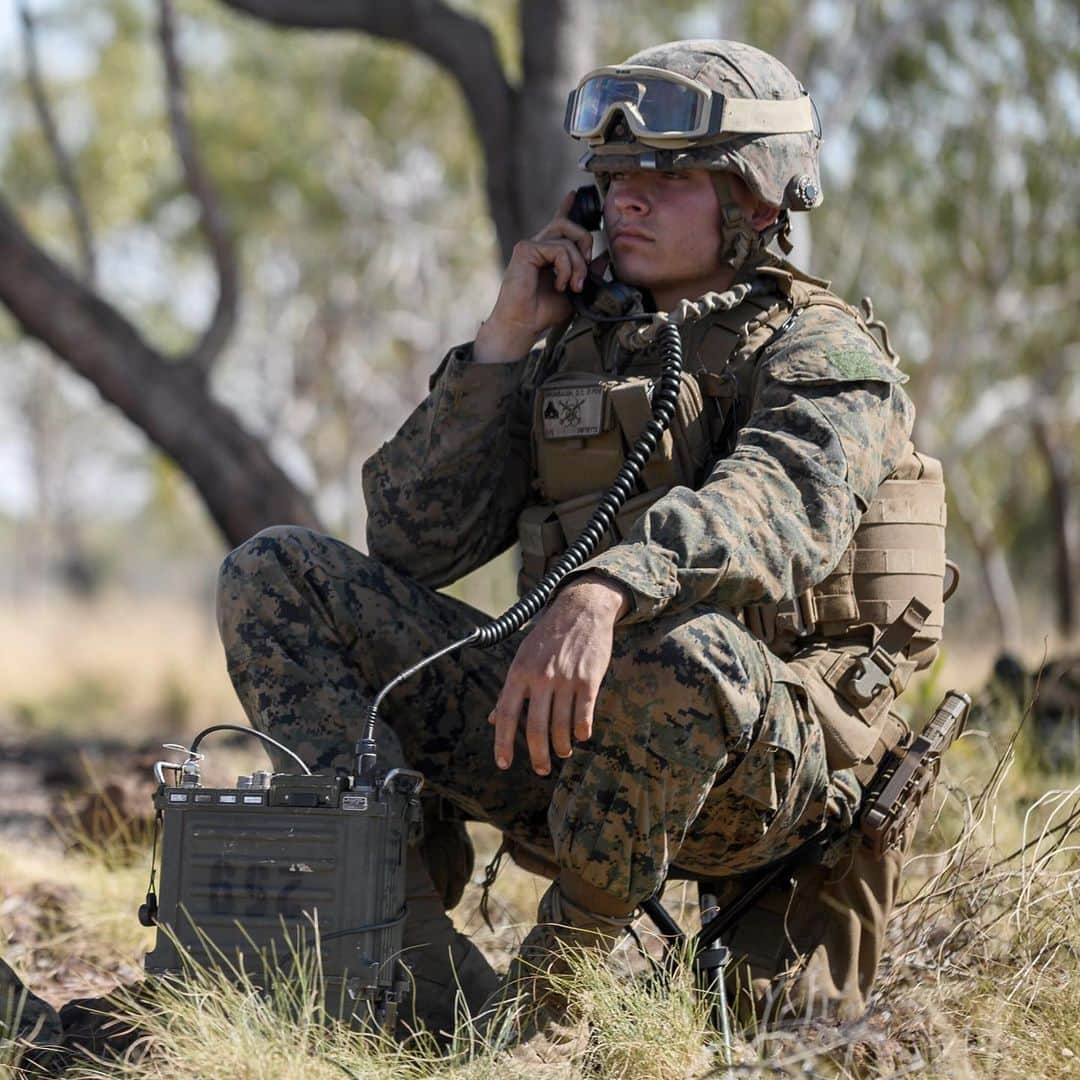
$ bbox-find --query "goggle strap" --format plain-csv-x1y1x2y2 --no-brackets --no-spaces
717,95,815,135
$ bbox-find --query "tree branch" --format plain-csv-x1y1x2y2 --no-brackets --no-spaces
0,192,322,545
17,1,96,284
217,0,519,256
158,0,239,376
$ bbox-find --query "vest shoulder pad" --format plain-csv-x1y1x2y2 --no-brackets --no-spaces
762,300,909,387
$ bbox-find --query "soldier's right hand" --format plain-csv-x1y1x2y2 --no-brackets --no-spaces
473,191,596,365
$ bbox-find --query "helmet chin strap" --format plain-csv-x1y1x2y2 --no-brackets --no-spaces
711,173,788,270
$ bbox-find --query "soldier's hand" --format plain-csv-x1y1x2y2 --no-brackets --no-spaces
473,191,597,365
489,574,630,776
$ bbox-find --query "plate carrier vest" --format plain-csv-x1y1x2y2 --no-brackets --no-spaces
517,262,953,775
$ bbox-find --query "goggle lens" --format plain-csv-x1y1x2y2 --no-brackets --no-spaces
570,73,705,137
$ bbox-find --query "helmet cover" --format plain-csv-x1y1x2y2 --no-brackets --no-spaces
576,40,823,213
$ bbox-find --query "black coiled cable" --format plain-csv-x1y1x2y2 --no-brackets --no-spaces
473,321,683,645
358,321,684,767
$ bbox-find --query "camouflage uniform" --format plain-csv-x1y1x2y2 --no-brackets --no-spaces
217,259,911,907
218,38,925,1028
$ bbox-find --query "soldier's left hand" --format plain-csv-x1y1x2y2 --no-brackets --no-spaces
489,575,630,775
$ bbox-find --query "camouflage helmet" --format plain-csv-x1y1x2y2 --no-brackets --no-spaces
566,39,823,213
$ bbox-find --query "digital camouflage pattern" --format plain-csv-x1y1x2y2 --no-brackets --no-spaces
212,33,923,1022
583,299,913,623
217,524,857,904
364,262,914,629
218,260,909,907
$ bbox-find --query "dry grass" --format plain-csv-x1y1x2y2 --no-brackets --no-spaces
1,598,1078,1077
0,595,244,744
2,756,1073,1078
0,843,154,1004
876,733,1080,1079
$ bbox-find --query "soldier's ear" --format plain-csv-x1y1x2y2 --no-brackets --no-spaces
749,201,780,233
725,172,780,233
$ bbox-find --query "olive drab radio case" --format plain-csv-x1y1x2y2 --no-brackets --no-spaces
142,762,423,1030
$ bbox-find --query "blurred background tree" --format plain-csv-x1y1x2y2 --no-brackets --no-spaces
0,0,1075,654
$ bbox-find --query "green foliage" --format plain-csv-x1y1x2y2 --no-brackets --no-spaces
1,0,1075,632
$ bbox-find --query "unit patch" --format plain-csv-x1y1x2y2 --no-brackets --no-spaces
541,385,604,439
826,348,885,380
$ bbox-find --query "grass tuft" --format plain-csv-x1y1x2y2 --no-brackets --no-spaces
2,609,1079,1077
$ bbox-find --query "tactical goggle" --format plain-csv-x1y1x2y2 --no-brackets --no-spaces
564,65,819,146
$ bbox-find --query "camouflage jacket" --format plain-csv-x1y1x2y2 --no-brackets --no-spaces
362,264,915,624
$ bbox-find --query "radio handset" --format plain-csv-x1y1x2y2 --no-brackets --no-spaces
566,184,643,322
568,183,604,232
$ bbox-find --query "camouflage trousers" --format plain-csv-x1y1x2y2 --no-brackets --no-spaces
216,526,859,905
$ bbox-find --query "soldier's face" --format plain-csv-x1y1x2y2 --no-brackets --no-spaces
604,168,753,307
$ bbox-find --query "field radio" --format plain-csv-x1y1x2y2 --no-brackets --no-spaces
139,725,423,1030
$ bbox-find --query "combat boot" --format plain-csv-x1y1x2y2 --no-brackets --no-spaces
486,881,634,1046
398,846,499,1045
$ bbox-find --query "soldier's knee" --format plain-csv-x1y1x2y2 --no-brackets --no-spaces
226,524,323,571
216,526,323,643
218,525,335,596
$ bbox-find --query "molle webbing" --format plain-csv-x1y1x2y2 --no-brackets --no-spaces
521,273,946,663
743,447,947,668
520,275,882,591
528,279,795,516
817,448,946,644
518,486,670,593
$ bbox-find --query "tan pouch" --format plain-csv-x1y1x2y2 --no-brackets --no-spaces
553,490,614,559
534,373,623,503
533,371,711,503
787,649,897,771
516,504,566,592
607,380,675,492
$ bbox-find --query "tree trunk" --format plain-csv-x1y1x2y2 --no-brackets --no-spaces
0,2,591,553
514,0,596,240
950,467,1023,654
1033,410,1078,637
217,0,594,259
0,196,321,548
